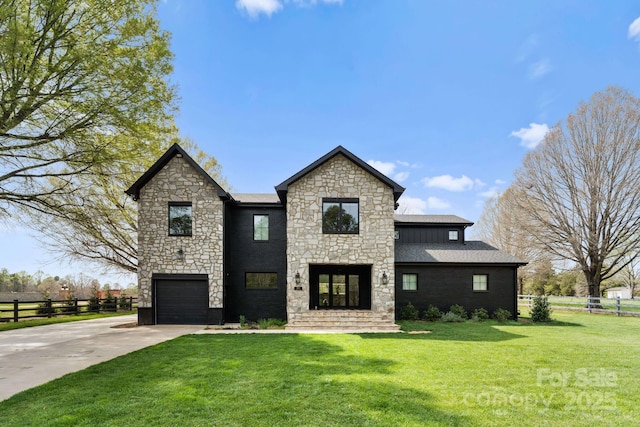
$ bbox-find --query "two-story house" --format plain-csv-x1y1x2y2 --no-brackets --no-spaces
126,144,525,330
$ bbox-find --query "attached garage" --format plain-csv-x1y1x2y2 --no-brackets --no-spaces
153,274,209,324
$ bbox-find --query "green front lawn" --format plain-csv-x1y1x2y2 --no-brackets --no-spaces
1,312,638,426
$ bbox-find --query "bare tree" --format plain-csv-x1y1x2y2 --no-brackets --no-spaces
475,187,541,294
513,87,640,299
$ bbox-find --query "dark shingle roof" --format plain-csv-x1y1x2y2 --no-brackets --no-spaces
395,241,527,265
394,214,474,226
232,193,281,204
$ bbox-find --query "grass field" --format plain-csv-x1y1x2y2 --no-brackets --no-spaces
0,311,136,332
0,311,638,426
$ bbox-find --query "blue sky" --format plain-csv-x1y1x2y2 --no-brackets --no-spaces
2,0,640,283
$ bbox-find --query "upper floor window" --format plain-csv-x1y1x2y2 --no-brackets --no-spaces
254,215,269,241
473,274,488,292
402,273,418,291
449,230,459,241
322,198,359,234
168,202,192,236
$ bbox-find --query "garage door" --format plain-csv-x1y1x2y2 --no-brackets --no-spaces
154,276,209,324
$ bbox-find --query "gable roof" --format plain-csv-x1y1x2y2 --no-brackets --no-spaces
395,241,527,265
394,214,474,226
275,146,405,203
125,143,231,201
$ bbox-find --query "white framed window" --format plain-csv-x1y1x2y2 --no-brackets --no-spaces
402,274,418,291
449,230,459,241
473,274,488,292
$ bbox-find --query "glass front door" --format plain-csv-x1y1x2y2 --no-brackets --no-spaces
310,265,371,309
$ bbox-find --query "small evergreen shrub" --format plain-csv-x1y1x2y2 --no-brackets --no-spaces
471,308,489,322
530,295,552,322
441,311,465,322
239,315,248,328
422,305,442,322
449,304,467,319
400,303,420,321
492,308,512,322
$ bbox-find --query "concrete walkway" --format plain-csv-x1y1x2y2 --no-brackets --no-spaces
0,315,203,402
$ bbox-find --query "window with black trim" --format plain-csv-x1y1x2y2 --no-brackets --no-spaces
168,202,192,236
254,215,269,241
473,274,488,291
402,273,418,291
322,198,359,234
246,273,278,289
449,230,459,241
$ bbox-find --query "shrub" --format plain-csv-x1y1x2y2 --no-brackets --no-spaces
422,305,442,322
471,308,489,322
441,311,465,322
257,318,287,329
492,308,512,322
449,304,467,319
239,315,248,328
400,303,420,321
530,295,552,322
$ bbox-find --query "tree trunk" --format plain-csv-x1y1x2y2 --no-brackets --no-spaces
584,271,602,309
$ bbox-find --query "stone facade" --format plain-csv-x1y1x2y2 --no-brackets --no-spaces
137,155,224,310
285,154,396,324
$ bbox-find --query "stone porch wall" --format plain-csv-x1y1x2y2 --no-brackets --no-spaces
137,156,224,309
286,154,396,324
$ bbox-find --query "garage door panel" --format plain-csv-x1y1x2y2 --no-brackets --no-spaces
155,278,208,324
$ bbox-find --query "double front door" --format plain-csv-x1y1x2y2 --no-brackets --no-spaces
309,265,371,310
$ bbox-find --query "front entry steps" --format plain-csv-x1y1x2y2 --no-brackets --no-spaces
285,310,401,332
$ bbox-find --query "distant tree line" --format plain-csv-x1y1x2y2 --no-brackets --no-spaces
0,268,136,300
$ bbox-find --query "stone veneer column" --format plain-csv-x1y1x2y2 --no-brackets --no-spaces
285,154,396,324
137,156,224,310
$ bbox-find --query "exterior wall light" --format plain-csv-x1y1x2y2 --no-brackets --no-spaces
294,272,303,290
176,248,185,261
382,271,389,285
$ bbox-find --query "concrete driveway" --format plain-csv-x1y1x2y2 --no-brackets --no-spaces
0,315,203,402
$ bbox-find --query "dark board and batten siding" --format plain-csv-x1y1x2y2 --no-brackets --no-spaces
224,204,287,322
395,226,466,244
395,265,518,319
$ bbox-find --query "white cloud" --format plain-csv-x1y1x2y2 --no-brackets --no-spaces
236,0,342,18
394,171,409,183
236,0,282,18
397,196,427,214
426,197,451,210
628,16,640,43
479,187,501,199
367,160,396,176
510,122,549,149
528,59,552,79
422,174,475,192
515,34,539,63
495,179,506,185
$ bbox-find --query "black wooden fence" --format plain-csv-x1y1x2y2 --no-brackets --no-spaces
0,297,137,322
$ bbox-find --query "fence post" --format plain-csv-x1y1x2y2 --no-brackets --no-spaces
47,299,53,318
588,296,592,314
616,296,621,317
74,298,79,315
129,296,133,311
114,296,118,312
13,299,19,322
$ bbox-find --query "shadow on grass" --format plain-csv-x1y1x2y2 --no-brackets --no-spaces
0,334,471,426
364,318,584,342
